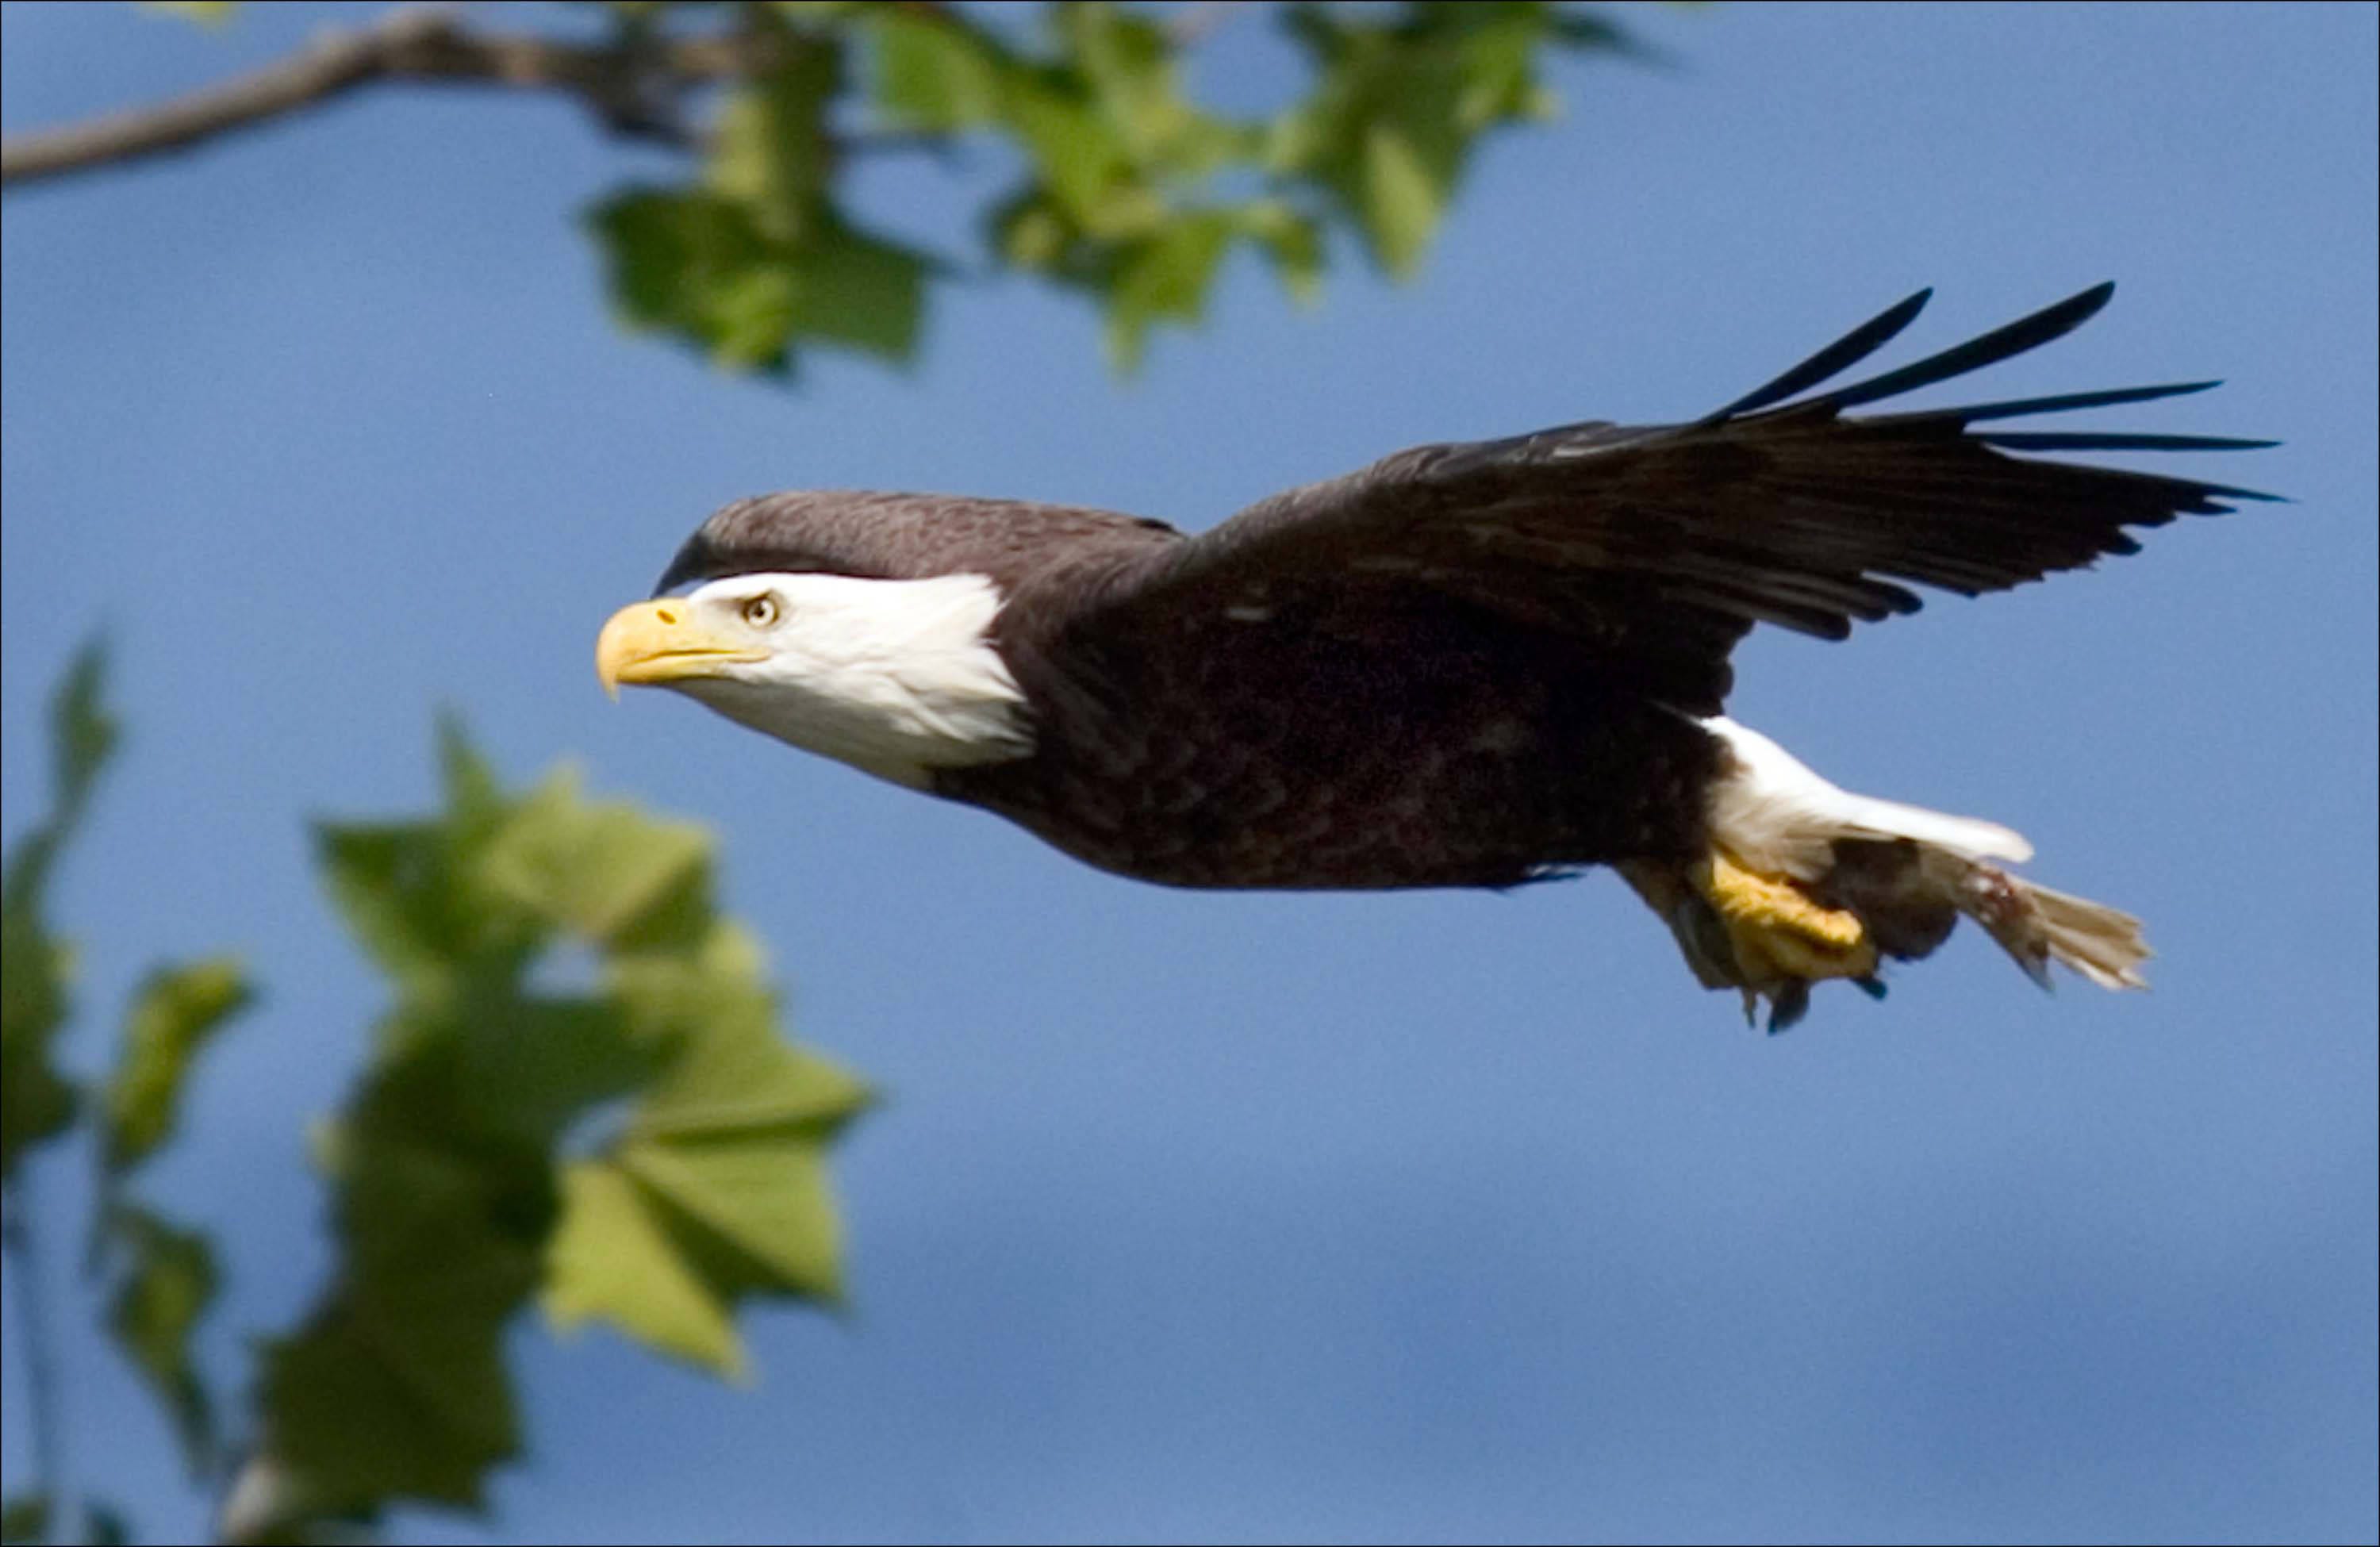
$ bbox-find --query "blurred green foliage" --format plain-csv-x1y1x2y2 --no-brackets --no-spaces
2,643,117,1189
595,1,1637,373
4,644,238,1543
2,662,865,1541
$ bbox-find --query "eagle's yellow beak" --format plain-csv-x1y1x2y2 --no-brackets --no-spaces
595,600,766,700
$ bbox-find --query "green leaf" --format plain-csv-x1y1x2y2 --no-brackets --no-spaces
0,974,75,1187
1103,209,1236,371
328,1054,564,1306
619,1124,849,1299
254,1073,551,1522
481,770,711,947
589,188,930,373
1551,7,1647,56
2,641,114,927
991,191,1073,271
1357,120,1445,279
607,917,774,1037
597,18,933,374
84,1503,132,1547
436,711,506,839
634,977,869,1140
545,1160,744,1375
1240,200,1325,305
2,639,117,1184
0,1497,47,1545
1269,2,1624,280
1004,82,1134,232
105,1204,221,1479
315,739,579,1002
1061,1,1180,163
0,1496,129,1546
257,1292,519,1516
48,640,118,832
783,213,932,363
102,958,252,1176
140,0,238,25
314,820,539,1004
543,962,869,1370
261,719,868,1525
448,996,661,1150
590,187,793,372
869,9,1007,130
706,36,840,242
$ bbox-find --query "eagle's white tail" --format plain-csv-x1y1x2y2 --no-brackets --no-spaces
1994,880,2152,991
1626,717,2150,1027
1696,717,2033,874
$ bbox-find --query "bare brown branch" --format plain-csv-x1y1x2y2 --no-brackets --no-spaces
1165,2,1238,47
0,5,777,188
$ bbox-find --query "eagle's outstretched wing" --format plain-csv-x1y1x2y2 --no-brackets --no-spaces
1079,284,2276,714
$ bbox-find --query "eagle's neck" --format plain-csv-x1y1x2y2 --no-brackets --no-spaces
678,572,1035,788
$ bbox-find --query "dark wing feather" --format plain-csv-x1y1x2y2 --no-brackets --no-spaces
1700,287,1933,420
1804,281,2117,410
1077,285,2277,715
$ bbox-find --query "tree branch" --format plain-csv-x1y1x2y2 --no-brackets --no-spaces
1165,2,1238,47
0,6,781,188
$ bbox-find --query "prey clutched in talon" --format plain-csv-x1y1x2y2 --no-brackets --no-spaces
1674,845,1882,1031
1620,849,1887,1031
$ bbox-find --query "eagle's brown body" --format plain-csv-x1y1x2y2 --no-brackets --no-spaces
946,553,1726,889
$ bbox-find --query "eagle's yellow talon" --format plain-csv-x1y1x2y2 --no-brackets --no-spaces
1691,848,1879,985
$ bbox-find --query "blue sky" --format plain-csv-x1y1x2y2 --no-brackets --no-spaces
3,2,2374,1542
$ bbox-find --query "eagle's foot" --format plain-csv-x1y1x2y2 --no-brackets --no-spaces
1690,848,1879,1029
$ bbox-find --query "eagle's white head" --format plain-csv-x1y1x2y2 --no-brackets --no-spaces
596,570,1035,787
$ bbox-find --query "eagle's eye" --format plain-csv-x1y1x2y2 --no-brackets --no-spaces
740,594,781,628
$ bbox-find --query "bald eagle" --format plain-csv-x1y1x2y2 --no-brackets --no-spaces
597,284,2273,1029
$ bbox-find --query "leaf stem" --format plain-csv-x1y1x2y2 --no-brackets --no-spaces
3,1180,76,1545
